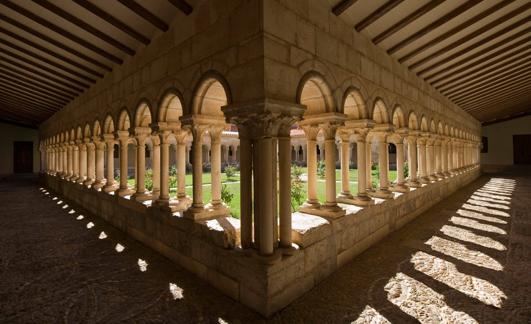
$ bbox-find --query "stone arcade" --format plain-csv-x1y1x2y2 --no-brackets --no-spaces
36,2,484,315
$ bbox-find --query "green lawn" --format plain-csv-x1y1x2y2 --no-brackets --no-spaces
125,168,398,219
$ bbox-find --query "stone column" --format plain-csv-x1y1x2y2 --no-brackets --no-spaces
93,139,105,189
366,140,372,190
239,135,252,248
318,144,324,161
72,144,79,181
117,132,131,196
66,144,73,178
77,143,87,184
278,133,291,248
191,127,204,209
151,136,161,200
294,145,299,162
303,127,319,207
177,136,187,199
186,144,191,165
375,136,392,198
156,131,170,206
61,145,67,177
394,139,408,191
353,132,372,205
133,131,148,201
418,137,428,183
339,134,352,199
210,127,222,206
257,136,274,255
407,135,419,187
103,135,116,192
323,128,340,211
426,139,435,181
84,141,95,186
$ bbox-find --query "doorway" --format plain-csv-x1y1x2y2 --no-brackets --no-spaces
13,141,33,173
513,135,531,164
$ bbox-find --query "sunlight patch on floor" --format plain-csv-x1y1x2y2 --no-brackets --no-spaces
351,305,391,324
473,191,511,201
440,225,506,251
466,199,510,210
385,272,478,323
138,258,148,272
169,283,183,300
99,231,107,239
456,209,507,224
86,222,94,229
76,215,84,220
115,243,125,252
462,204,510,217
470,195,510,205
411,252,506,308
450,216,506,234
68,209,76,214
425,236,503,271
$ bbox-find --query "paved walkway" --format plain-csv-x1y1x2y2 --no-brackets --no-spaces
1,168,529,323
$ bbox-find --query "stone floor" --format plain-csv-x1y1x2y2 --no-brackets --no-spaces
1,168,530,323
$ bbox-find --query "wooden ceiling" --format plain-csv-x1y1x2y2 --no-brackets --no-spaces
0,0,193,128
330,0,531,124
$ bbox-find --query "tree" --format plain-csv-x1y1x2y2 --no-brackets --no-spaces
224,165,237,181
221,184,234,205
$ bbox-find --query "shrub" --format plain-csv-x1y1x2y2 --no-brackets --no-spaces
291,165,305,211
169,175,177,189
403,161,409,179
169,165,177,177
317,160,326,178
371,164,379,188
221,184,234,205
145,168,153,191
224,165,237,181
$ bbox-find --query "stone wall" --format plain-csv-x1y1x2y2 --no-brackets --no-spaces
41,166,480,316
261,0,481,135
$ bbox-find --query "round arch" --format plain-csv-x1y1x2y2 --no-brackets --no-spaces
392,105,405,128
342,87,367,119
191,71,232,116
372,98,389,124
296,71,336,115
159,89,185,123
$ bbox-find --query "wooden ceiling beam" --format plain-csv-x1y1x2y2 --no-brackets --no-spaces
0,97,52,115
467,95,531,114
32,0,135,55
0,63,79,97
373,0,444,44
452,77,531,108
0,82,66,108
388,0,481,54
1,1,123,64
0,26,104,78
167,0,193,16
355,0,404,32
0,53,86,92
72,0,150,45
455,79,531,107
0,67,76,100
398,0,514,63
0,74,71,104
429,33,531,85
0,115,40,128
0,38,97,83
0,13,112,71
0,104,45,123
439,49,531,93
414,9,531,74
0,94,57,115
118,0,168,32
481,108,531,126
332,0,358,16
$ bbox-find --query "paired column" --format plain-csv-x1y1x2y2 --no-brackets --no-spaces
303,128,319,207
85,141,96,186
151,136,161,200
103,135,116,192
77,143,87,184
374,136,392,198
177,136,187,199
133,131,148,201
210,128,223,206
117,131,131,196
417,137,428,183
407,135,420,187
339,134,352,199
354,131,372,205
323,128,340,210
157,131,171,205
394,138,408,191
93,139,105,189
191,127,204,209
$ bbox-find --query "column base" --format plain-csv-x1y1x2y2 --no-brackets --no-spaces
92,181,105,190
390,183,409,193
301,199,320,209
407,180,421,188
419,177,430,184
369,188,394,199
184,203,230,221
338,192,353,199
299,204,345,219
428,175,438,181
103,183,118,193
132,192,152,202
116,187,135,197
82,179,94,187
337,194,373,207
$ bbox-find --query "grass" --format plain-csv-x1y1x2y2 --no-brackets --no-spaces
125,168,398,219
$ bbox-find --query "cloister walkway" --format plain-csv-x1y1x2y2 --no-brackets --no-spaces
1,168,529,323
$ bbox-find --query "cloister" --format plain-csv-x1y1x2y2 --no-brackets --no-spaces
1,0,529,321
